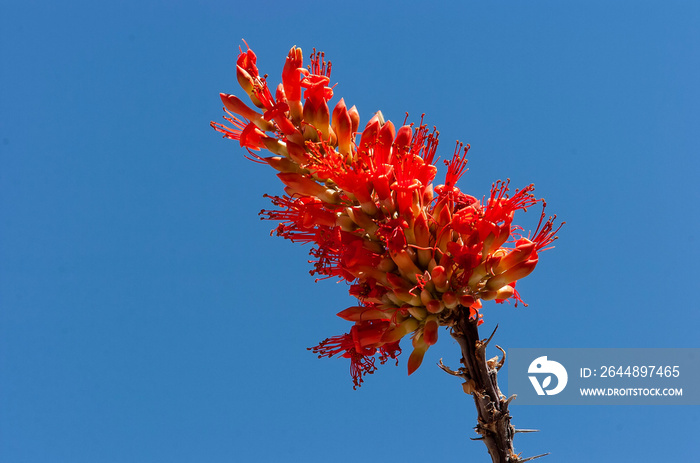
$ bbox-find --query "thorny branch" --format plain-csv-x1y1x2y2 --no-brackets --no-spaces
447,308,547,463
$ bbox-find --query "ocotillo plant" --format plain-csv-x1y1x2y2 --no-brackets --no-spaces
212,42,561,463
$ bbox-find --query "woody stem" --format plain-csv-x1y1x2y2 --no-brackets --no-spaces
451,308,517,463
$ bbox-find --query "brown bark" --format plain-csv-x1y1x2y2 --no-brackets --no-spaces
449,308,547,463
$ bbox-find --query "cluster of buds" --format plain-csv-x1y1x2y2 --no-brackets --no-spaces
212,42,561,388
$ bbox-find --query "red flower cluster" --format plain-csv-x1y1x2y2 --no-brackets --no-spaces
212,43,561,388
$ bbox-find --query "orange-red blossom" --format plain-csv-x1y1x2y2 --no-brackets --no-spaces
212,43,562,388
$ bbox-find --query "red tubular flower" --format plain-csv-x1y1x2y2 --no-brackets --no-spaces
310,331,378,389
282,46,304,122
212,42,562,388
236,41,258,77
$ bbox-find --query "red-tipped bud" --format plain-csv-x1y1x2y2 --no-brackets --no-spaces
375,121,396,164
265,156,299,173
348,105,360,136
392,288,421,306
221,94,271,131
423,317,439,346
277,173,339,203
467,263,487,287
332,98,353,155
494,239,537,274
346,207,378,234
261,138,288,157
337,306,393,322
389,249,421,283
437,201,453,229
414,214,433,269
385,272,412,290
316,100,331,139
442,291,458,309
236,65,264,108
357,119,379,157
406,305,428,321
373,166,394,202
420,289,433,306
431,265,449,292
485,256,538,290
412,212,431,248
302,97,330,140
377,256,396,273
393,125,413,157
426,299,444,314
459,294,475,307
482,224,511,256
236,65,254,93
277,172,325,197
494,285,515,301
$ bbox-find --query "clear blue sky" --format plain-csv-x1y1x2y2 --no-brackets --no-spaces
2,1,699,462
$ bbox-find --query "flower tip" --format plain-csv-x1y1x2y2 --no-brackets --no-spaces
407,352,423,376
407,337,428,375
407,348,428,376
